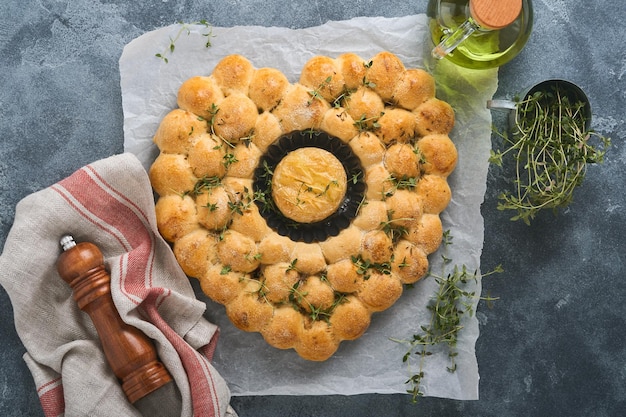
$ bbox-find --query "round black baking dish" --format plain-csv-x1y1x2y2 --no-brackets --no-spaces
253,130,366,243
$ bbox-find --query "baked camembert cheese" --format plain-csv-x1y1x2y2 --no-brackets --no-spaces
149,52,457,361
272,147,348,224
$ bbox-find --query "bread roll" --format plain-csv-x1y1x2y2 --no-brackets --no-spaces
177,76,224,120
212,54,255,95
249,67,290,112
415,98,455,136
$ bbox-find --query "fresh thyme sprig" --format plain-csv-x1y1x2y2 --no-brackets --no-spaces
350,254,392,279
255,160,276,214
353,112,384,132
307,76,333,104
223,152,238,170
288,279,347,322
392,230,502,403
388,175,419,191
490,83,610,225
155,20,215,63
332,87,356,108
207,103,220,134
379,212,411,243
191,175,221,195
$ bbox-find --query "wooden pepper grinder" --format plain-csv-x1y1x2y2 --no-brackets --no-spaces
57,235,173,404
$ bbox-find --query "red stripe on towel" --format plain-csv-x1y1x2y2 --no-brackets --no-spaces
143,289,221,417
37,378,64,417
200,329,220,362
54,167,155,300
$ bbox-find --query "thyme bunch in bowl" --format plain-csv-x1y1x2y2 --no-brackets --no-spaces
490,82,611,225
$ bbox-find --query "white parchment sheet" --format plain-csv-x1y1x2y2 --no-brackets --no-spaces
120,14,498,399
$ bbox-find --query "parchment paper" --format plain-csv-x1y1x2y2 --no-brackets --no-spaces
119,14,498,399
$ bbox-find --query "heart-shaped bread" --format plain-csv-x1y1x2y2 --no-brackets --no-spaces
149,52,457,361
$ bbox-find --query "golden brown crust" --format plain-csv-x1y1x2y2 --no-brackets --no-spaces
385,189,422,230
290,242,326,275
200,265,245,305
173,229,218,278
319,107,358,143
417,174,452,214
364,163,394,201
149,53,457,361
261,306,302,349
319,225,362,264
226,142,263,179
212,93,258,143
253,111,283,152
375,108,417,145
261,263,300,304
361,230,393,264
153,109,208,154
417,134,458,177
297,275,336,314
326,258,363,293
299,55,345,103
336,52,368,90
384,142,420,179
329,296,371,341
272,84,330,133
211,54,255,95
351,200,388,231
187,133,226,179
392,68,436,110
295,320,339,361
226,283,274,332
344,86,385,129
357,271,403,312
258,232,296,265
366,51,406,102
391,240,429,284
195,186,231,231
248,67,290,112
177,76,224,120
228,203,269,242
221,177,253,198
349,132,386,168
406,213,443,255
415,98,455,136
154,195,198,241
217,230,261,273
149,153,197,197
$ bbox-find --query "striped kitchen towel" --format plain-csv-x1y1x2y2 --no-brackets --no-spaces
0,153,237,417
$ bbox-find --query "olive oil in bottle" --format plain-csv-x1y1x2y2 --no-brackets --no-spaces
427,0,533,69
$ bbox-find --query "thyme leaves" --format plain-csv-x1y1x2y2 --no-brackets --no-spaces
490,83,610,225
393,230,502,403
155,20,215,63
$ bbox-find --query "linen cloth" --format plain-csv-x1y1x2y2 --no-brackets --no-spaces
0,153,237,417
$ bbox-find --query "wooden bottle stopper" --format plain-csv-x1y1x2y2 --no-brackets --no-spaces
470,0,523,30
56,235,173,403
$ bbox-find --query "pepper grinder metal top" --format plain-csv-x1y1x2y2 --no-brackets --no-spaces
59,234,77,251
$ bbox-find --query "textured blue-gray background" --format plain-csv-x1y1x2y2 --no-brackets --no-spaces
1,1,624,416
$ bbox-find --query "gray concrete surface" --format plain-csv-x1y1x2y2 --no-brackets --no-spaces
1,1,625,416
